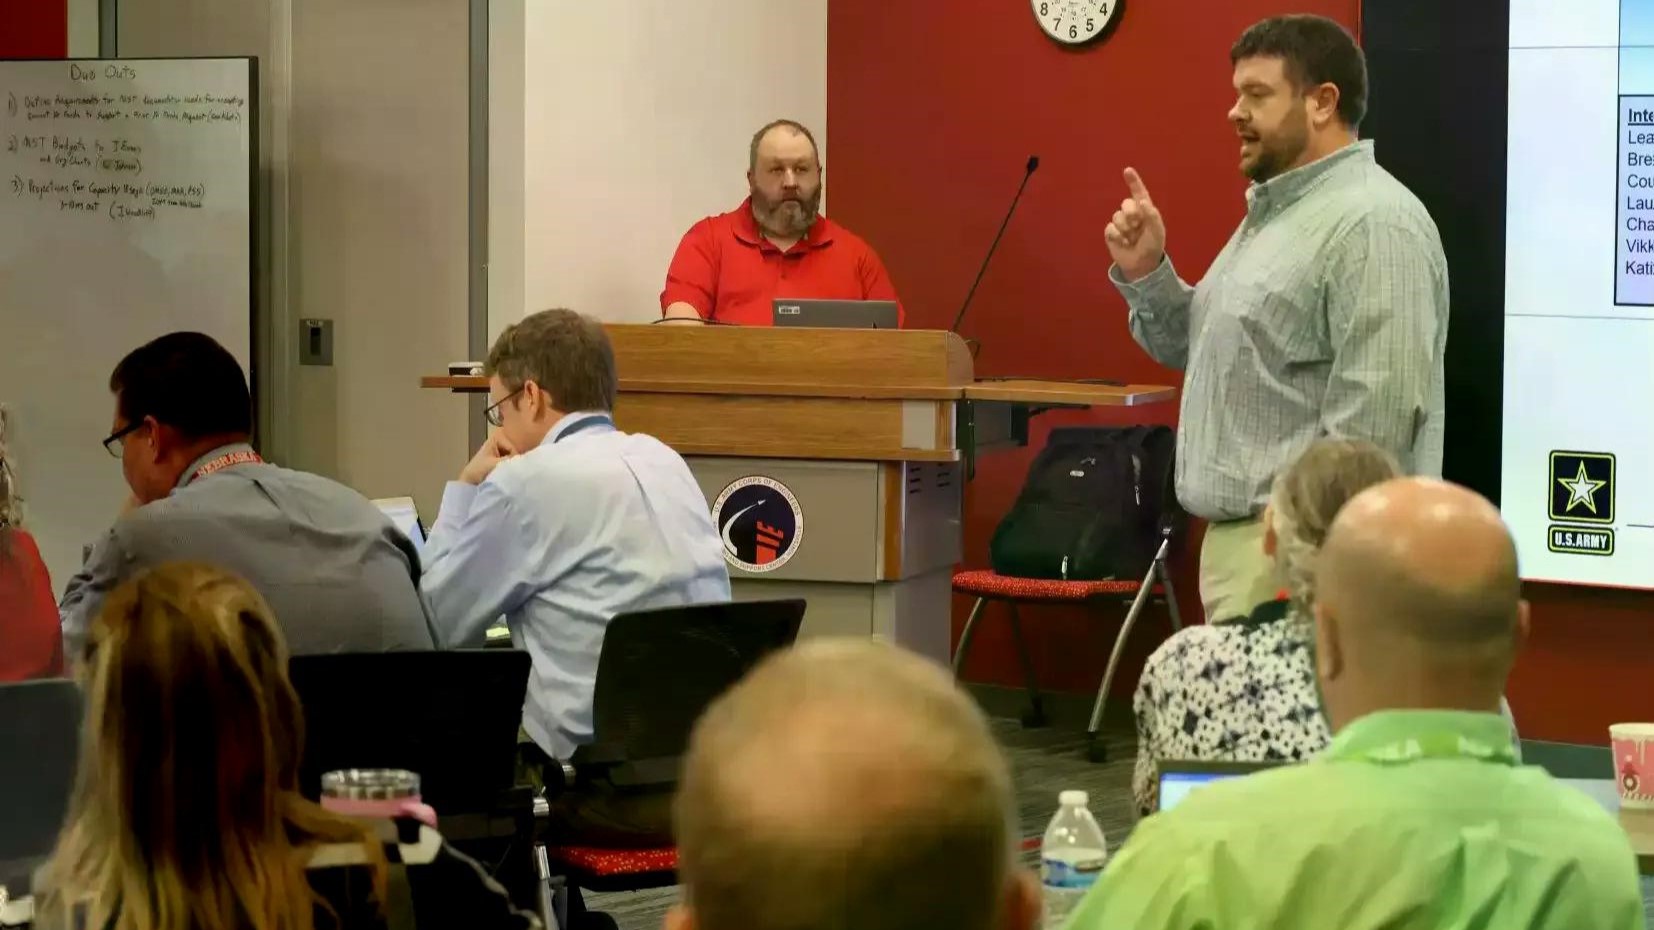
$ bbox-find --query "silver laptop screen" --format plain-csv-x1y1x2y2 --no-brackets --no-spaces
372,496,425,552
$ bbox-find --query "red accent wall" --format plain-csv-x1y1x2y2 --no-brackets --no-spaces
1512,586,1652,743
0,0,68,58
826,0,1652,744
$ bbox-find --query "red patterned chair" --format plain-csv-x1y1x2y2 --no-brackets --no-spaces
952,529,1183,763
533,834,677,929
545,846,677,891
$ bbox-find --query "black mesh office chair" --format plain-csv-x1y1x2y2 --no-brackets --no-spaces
531,598,805,929
568,598,805,786
0,680,82,902
287,649,533,842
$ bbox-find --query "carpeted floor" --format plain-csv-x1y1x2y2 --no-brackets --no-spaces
587,707,1654,930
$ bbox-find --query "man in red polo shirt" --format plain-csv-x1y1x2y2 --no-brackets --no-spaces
660,119,903,326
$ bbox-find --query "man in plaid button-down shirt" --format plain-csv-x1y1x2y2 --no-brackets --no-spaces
1104,15,1448,621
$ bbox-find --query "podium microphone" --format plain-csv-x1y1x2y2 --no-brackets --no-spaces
949,155,1040,336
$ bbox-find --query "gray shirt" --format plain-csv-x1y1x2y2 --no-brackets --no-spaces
1112,141,1448,521
60,443,437,657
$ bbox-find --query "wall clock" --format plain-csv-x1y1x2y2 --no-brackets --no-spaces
1031,0,1120,46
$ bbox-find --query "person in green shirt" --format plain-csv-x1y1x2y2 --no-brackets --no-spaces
1066,477,1646,930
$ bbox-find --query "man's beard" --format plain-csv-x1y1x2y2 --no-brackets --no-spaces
1243,109,1310,183
751,187,821,239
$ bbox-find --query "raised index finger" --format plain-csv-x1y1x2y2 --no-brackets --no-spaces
1123,167,1154,206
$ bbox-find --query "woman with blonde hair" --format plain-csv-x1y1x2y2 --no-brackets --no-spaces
1130,438,1400,814
39,563,537,930
0,404,62,681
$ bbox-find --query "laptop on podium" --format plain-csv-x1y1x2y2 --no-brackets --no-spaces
772,298,899,329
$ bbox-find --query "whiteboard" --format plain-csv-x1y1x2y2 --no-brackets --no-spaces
0,58,254,595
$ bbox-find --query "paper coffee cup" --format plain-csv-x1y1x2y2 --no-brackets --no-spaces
1609,723,1654,810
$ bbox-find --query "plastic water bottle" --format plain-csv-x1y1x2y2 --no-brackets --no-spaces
1041,789,1107,928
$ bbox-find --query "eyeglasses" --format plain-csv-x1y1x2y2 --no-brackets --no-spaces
484,387,524,428
102,421,144,457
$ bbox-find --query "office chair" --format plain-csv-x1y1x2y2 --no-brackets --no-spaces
953,429,1187,762
0,680,82,904
287,650,535,854
531,598,805,929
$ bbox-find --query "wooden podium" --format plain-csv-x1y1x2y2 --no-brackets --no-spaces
422,325,1174,664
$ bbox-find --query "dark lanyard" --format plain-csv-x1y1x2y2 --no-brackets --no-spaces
553,415,613,443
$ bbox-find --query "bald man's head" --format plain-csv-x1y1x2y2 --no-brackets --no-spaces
1311,478,1528,727
670,639,1031,930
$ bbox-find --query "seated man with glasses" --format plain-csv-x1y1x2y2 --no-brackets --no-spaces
421,308,729,847
60,332,436,659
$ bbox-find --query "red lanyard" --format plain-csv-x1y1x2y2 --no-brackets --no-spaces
190,449,263,483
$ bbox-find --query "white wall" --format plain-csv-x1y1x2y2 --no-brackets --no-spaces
67,0,99,55
116,0,470,520
489,0,828,336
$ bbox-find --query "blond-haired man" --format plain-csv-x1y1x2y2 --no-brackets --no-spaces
669,639,1039,930
422,308,729,844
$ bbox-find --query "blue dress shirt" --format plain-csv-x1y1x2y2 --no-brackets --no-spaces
421,412,731,758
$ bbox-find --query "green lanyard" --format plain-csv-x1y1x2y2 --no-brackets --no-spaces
1330,730,1518,767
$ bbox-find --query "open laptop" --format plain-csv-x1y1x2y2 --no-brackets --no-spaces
772,298,899,329
372,496,426,554
372,496,509,641
1157,759,1281,812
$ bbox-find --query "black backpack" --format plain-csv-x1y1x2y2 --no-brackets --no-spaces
989,425,1177,581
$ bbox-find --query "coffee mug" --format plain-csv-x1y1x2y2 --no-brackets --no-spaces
321,768,439,827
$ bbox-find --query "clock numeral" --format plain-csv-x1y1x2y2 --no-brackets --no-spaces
1070,24,1078,39
1086,17,1095,31
1040,2,1049,14
1100,2,1110,13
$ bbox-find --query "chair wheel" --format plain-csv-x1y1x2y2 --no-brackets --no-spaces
1085,737,1109,763
1020,706,1050,729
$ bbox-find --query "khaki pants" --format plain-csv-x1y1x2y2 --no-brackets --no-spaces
1198,517,1277,622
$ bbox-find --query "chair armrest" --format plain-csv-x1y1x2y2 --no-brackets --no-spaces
541,759,578,798
568,742,627,767
437,786,540,844
607,757,681,790
539,752,679,794
493,784,538,814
